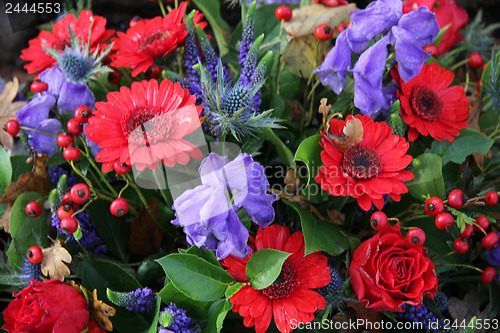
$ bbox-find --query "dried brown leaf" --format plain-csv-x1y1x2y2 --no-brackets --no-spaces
283,3,356,37
282,35,328,78
284,168,304,193
345,301,384,333
0,78,28,150
0,154,50,205
90,289,116,331
128,199,163,256
448,291,489,332
319,98,332,131
328,117,364,152
41,238,72,281
0,205,11,233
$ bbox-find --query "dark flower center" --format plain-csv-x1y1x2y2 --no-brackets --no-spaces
141,31,170,49
261,261,299,300
122,108,168,145
342,145,381,180
410,86,443,121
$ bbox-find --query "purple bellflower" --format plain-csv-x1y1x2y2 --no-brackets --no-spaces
172,153,277,260
315,0,439,117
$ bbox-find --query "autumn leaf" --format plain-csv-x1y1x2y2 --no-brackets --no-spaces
328,117,364,152
41,238,72,281
0,78,27,150
284,168,304,193
282,35,329,78
128,199,163,256
0,205,11,232
90,289,116,331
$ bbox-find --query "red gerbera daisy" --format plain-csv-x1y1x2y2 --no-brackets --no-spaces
315,115,414,211
110,2,204,77
20,10,114,74
85,79,203,172
221,225,331,333
392,63,470,142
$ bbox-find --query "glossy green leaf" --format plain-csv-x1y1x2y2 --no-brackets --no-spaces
203,299,233,333
0,145,12,190
157,254,235,302
158,282,212,320
145,296,162,333
225,282,244,299
186,245,221,267
246,249,291,290
407,153,445,201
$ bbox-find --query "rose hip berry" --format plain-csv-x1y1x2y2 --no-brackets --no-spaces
108,69,121,85
370,211,387,231
481,267,497,284
275,5,292,21
4,119,20,136
60,217,79,234
406,227,426,246
447,189,467,209
62,192,76,208
485,191,498,206
460,224,474,239
27,245,43,264
70,184,90,204
425,197,444,216
57,205,74,220
475,215,490,232
467,52,483,69
146,64,162,80
74,105,92,124
57,133,74,148
113,160,131,175
66,119,83,136
435,212,454,231
336,22,349,34
423,44,438,56
25,201,42,217
110,198,129,217
481,232,499,249
453,238,469,254
30,80,48,94
63,147,81,161
314,24,333,40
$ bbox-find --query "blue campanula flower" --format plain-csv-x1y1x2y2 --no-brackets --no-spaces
172,153,277,260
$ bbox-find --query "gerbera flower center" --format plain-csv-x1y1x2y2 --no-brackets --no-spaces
261,261,299,300
121,107,166,145
410,86,443,121
140,31,171,50
342,145,382,180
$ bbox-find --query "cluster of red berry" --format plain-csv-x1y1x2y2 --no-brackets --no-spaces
370,211,426,246
424,189,499,284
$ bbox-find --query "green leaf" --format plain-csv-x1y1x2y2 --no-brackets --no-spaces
144,296,162,333
0,146,12,190
225,282,244,299
463,316,476,333
203,299,233,333
261,127,296,167
10,155,31,182
433,23,451,47
192,0,230,56
407,153,445,201
283,199,351,256
186,245,221,267
157,254,235,302
158,282,212,320
430,128,494,166
294,134,328,203
6,192,50,271
245,249,291,290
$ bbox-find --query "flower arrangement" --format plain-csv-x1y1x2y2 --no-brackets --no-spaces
1,0,500,332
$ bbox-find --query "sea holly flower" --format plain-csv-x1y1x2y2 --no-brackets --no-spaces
172,153,277,260
392,62,469,142
315,115,413,211
221,224,331,333
20,10,114,74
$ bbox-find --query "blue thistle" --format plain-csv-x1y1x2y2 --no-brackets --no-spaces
319,267,344,308
432,291,449,313
158,304,200,333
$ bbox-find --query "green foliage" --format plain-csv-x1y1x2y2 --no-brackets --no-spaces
407,153,445,201
245,249,290,290
203,299,233,333
158,283,212,320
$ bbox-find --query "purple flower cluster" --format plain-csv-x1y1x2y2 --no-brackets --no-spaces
16,65,94,156
158,304,199,333
399,303,444,332
172,153,277,260
48,166,77,187
315,0,439,117
125,287,156,312
486,233,500,267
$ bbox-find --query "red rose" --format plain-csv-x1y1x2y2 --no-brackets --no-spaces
403,0,468,56
349,223,438,312
2,279,90,333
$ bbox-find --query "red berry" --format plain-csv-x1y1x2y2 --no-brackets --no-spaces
481,267,497,284
467,52,483,69
453,238,469,254
275,6,292,21
482,232,499,249
423,44,438,57
110,198,129,217
435,212,454,231
370,211,387,231
113,160,131,175
314,24,333,41
108,69,121,85
4,119,20,136
63,147,81,161
57,133,74,148
74,105,92,124
27,245,43,264
57,205,74,220
146,64,162,79
70,183,90,204
447,189,467,209
25,201,42,217
460,224,474,239
424,197,444,216
67,119,83,136
406,227,426,246
485,191,498,206
336,22,348,34
31,80,48,94
62,192,73,205
60,217,79,234
475,215,490,232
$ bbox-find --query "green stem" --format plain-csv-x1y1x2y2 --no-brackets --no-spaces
152,167,173,207
126,174,157,222
450,58,470,71
435,263,483,273
158,0,167,17
20,127,57,137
